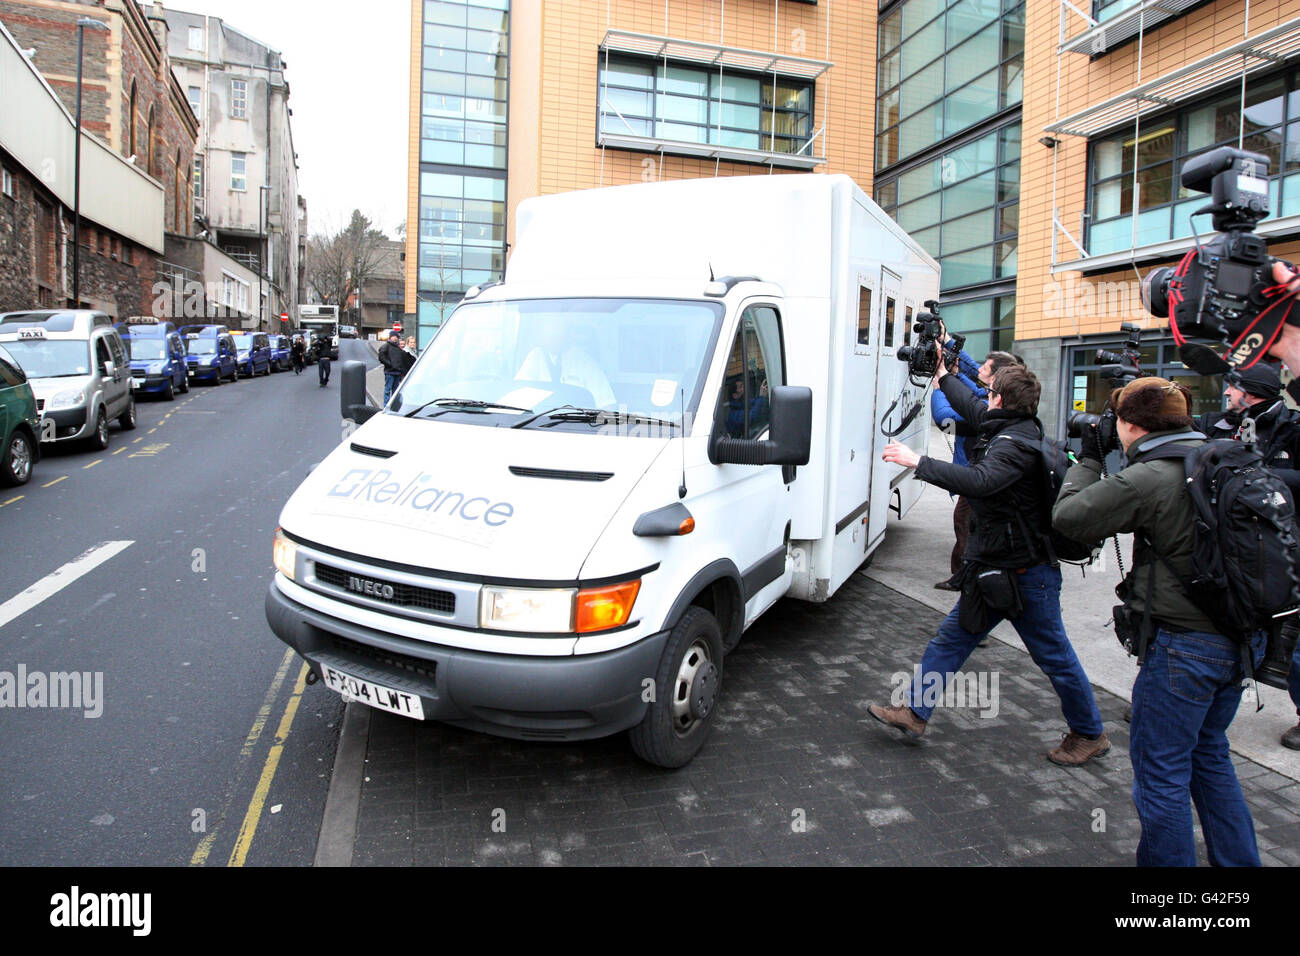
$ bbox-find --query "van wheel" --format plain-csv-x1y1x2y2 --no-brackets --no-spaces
1,429,34,486
118,395,137,430
179,374,189,394
89,407,110,450
628,607,724,768
162,379,175,401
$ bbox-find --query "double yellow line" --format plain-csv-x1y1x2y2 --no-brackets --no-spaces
190,648,312,867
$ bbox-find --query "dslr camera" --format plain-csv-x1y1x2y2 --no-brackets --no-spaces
1066,323,1144,455
1140,146,1290,364
897,300,965,386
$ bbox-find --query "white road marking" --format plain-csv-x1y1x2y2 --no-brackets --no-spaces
0,541,134,630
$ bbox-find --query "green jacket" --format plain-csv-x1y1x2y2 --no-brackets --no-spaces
1052,429,1216,633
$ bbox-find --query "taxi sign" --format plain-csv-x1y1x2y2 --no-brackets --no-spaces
18,328,45,339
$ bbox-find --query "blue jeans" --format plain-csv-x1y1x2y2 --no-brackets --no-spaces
906,563,1104,736
317,356,331,385
1290,635,1300,718
384,371,401,404
1130,628,1266,867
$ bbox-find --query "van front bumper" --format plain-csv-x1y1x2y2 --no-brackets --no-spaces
265,581,668,742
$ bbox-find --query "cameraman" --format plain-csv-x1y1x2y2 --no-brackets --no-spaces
871,359,1108,765
1198,363,1300,493
1052,378,1266,866
931,346,1025,590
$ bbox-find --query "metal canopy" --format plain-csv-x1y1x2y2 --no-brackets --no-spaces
1046,16,1300,137
1059,0,1209,55
596,131,826,170
600,29,833,80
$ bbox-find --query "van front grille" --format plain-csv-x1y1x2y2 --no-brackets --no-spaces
313,562,456,615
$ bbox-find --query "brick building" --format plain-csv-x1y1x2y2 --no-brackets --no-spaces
0,18,164,316
405,0,1300,431
0,0,199,246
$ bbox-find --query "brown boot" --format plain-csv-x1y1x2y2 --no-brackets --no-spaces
1047,731,1111,766
868,703,927,741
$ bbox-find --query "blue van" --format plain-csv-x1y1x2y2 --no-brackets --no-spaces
266,334,291,372
117,321,189,400
181,325,239,384
230,331,273,377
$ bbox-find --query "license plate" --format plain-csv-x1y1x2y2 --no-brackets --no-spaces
187,370,195,378
320,664,424,719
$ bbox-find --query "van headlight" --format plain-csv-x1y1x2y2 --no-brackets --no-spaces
479,579,641,634
272,529,298,581
47,389,86,410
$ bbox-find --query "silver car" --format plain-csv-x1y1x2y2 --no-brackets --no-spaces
0,310,137,449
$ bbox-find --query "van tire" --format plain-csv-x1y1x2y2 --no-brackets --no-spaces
1,429,34,486
89,407,110,450
179,373,189,394
162,379,175,401
628,606,724,768
118,395,137,430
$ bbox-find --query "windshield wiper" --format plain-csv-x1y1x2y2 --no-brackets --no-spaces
514,406,679,430
402,396,531,419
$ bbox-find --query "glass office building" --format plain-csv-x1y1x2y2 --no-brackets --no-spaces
415,0,509,345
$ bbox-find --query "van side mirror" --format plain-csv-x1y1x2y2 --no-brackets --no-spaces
341,360,378,424
103,360,116,377
710,385,812,466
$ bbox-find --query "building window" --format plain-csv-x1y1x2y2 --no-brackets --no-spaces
876,121,1021,294
188,86,201,115
231,79,247,119
1087,69,1300,258
128,81,138,158
419,0,510,168
231,152,247,191
1,167,12,198
417,171,505,295
875,0,1024,171
194,156,204,217
597,55,814,156
188,25,204,51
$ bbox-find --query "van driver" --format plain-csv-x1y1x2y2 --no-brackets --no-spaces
515,319,615,408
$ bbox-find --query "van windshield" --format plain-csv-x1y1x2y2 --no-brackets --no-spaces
393,298,723,432
2,339,92,378
188,338,217,355
126,339,169,361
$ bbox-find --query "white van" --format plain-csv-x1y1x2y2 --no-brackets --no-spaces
266,174,938,767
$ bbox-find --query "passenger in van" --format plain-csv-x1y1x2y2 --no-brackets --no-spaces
725,375,769,438
515,319,615,408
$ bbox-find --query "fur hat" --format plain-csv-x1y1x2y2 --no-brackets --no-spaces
1112,377,1194,433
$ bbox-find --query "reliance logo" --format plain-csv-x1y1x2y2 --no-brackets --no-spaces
326,468,515,527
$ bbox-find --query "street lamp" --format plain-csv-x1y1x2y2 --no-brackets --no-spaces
72,17,109,307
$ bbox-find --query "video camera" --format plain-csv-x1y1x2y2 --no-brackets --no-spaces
1140,146,1294,367
1066,322,1144,454
897,300,965,386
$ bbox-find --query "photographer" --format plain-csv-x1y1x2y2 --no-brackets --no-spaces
870,359,1108,766
931,346,1025,590
1197,363,1300,493
1052,378,1266,866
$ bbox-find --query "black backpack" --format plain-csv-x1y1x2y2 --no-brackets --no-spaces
995,433,1103,565
1143,439,1300,638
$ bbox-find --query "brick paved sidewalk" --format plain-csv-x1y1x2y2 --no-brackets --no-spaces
349,573,1300,866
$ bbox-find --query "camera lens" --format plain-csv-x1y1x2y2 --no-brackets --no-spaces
1141,267,1174,318
1066,411,1101,437
897,347,914,363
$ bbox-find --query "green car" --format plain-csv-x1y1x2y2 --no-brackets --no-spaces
0,343,40,486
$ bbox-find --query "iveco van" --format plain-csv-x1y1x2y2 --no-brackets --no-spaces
0,310,137,449
266,175,939,767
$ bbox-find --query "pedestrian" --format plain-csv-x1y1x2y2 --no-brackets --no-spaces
290,336,305,375
1053,377,1266,866
931,344,1024,590
869,360,1109,766
315,335,331,387
404,335,418,363
1196,363,1300,489
379,331,410,404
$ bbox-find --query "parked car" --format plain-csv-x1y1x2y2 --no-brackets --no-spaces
267,334,291,372
231,331,273,377
339,325,357,339
0,343,40,485
117,321,189,400
0,310,137,450
181,326,239,384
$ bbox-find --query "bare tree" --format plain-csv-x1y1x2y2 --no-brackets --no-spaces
305,210,388,315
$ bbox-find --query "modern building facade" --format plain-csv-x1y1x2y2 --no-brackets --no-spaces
406,0,1300,430
164,5,303,330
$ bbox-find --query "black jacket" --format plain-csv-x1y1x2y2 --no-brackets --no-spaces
379,342,413,376
915,374,1051,569
1196,400,1300,493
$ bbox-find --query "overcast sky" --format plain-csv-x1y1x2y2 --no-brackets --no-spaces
166,0,410,240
